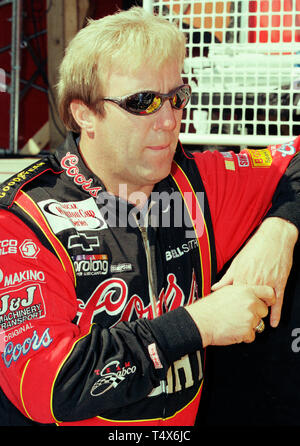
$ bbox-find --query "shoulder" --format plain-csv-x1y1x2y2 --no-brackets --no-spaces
172,143,224,180
0,156,62,209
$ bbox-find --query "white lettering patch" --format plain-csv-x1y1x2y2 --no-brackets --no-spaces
37,198,108,234
0,284,46,332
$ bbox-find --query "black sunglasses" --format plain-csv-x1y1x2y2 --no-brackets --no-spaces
102,84,191,116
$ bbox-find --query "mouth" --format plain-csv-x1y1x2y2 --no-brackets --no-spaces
146,144,170,151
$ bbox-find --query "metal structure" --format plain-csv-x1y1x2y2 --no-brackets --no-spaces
0,0,22,155
143,0,300,147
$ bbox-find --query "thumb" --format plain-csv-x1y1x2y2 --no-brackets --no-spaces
251,285,276,306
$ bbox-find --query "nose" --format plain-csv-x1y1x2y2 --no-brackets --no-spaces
153,100,179,131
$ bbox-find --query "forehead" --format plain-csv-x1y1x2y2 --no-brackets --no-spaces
103,59,183,97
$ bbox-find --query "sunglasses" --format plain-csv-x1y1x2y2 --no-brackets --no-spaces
102,84,191,116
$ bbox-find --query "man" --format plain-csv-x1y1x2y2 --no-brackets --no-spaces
0,7,299,426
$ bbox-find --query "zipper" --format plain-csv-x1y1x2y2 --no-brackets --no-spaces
135,210,167,416
139,223,168,418
138,224,158,319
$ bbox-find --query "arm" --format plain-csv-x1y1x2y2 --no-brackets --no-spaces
0,210,275,424
212,151,300,327
212,217,298,327
193,136,300,273
0,210,201,423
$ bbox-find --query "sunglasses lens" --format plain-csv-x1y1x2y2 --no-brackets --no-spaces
121,85,191,115
172,86,191,109
144,96,162,114
126,92,161,114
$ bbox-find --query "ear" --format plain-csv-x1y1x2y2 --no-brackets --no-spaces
70,100,95,133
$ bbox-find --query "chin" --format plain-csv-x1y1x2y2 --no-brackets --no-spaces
141,150,175,184
147,165,172,184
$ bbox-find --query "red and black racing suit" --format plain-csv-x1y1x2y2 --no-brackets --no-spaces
0,132,300,426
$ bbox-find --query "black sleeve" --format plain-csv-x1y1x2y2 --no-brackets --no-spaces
265,152,300,231
52,307,202,421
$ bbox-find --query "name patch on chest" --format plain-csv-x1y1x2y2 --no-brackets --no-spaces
37,198,108,234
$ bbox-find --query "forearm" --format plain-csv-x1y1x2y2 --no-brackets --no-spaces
258,217,298,247
52,307,202,422
211,216,299,327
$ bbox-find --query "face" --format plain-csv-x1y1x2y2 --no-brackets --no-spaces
80,60,184,200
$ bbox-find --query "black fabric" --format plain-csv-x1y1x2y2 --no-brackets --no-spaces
198,243,300,426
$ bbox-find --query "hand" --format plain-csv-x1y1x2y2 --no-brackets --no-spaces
211,217,298,327
185,284,276,347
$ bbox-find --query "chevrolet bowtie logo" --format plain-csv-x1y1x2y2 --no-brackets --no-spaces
68,233,100,252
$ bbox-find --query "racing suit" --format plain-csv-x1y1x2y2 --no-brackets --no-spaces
0,132,299,426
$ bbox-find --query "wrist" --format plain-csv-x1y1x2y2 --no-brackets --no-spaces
262,217,298,243
185,300,212,348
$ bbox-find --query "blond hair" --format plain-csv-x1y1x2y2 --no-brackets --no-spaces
57,7,187,132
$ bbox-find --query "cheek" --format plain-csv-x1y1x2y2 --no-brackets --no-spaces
125,117,153,144
98,112,132,150
176,110,183,128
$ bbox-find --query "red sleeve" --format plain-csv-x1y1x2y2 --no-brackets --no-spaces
193,136,300,272
0,210,80,423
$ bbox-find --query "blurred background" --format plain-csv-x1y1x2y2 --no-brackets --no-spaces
1,0,300,161
0,0,142,160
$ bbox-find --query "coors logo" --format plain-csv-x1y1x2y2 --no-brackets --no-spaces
60,152,102,197
76,272,197,330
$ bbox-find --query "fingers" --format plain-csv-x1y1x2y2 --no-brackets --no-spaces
256,300,269,319
251,285,276,306
198,284,276,346
270,288,284,327
211,273,233,291
246,285,274,340
244,332,256,343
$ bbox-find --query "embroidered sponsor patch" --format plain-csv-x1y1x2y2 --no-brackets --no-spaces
60,152,102,197
148,343,163,369
91,360,136,396
0,239,18,256
0,239,39,258
1,328,53,368
110,263,133,273
37,198,108,234
19,240,40,259
0,269,45,288
220,152,233,159
270,140,296,158
72,254,109,276
165,238,198,262
224,159,235,171
0,284,46,332
246,148,272,167
236,152,250,167
0,161,46,201
68,233,100,252
0,239,40,259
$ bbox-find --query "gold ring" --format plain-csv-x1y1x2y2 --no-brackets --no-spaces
255,319,265,334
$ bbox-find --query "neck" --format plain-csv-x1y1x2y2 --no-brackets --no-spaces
109,183,154,208
78,134,154,208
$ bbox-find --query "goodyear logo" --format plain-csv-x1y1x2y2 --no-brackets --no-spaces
0,161,45,199
246,149,272,168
